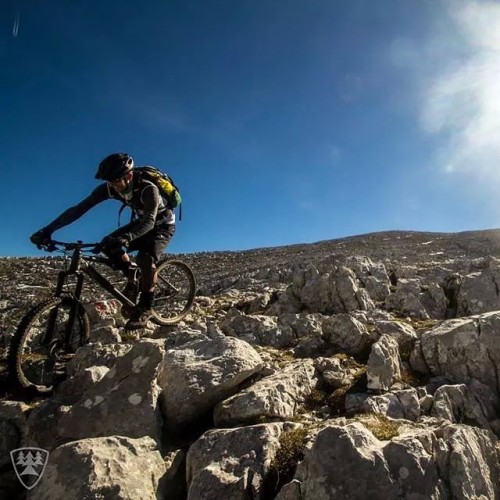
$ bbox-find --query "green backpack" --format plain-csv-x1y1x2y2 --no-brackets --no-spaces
117,166,182,226
136,166,182,220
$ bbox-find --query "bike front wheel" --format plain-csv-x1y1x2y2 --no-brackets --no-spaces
152,259,196,325
8,297,90,395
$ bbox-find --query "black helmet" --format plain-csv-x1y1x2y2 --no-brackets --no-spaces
95,153,134,181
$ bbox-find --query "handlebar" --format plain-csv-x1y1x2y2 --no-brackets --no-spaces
37,240,100,253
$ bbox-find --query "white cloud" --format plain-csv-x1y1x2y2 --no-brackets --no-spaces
418,0,500,184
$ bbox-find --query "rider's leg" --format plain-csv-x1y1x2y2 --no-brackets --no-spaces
136,252,156,293
124,225,175,330
129,225,175,295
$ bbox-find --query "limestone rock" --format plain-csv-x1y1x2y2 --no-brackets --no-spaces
90,325,122,344
414,312,500,393
187,423,297,500
373,320,417,353
367,335,402,392
158,334,264,428
214,359,316,426
220,314,295,348
29,436,166,500
363,389,421,421
457,263,500,315
58,340,165,442
85,299,120,326
277,422,500,499
56,366,109,404
323,313,375,357
431,383,499,430
0,401,29,467
67,343,132,377
26,398,72,451
385,278,430,319
276,423,399,499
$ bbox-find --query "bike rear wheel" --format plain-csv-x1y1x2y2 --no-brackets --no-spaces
151,259,196,325
8,297,90,395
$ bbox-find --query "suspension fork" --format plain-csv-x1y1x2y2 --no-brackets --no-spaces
64,273,85,343
42,270,69,345
44,271,85,347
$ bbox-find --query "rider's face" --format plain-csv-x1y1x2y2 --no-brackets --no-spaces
108,172,132,193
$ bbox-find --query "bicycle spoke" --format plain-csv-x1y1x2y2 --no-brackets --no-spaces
9,297,90,395
151,260,196,324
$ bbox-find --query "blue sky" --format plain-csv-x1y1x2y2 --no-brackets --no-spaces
2,0,500,257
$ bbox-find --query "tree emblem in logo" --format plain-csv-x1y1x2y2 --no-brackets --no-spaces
10,447,49,490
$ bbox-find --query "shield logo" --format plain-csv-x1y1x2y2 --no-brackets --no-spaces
10,447,49,490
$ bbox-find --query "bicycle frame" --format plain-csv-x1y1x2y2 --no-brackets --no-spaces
50,245,137,344
55,246,136,304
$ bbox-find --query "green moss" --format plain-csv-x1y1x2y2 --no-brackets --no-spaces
269,426,311,485
120,332,141,342
356,413,401,441
255,346,296,368
303,388,328,411
398,365,420,386
392,315,440,332
332,352,350,361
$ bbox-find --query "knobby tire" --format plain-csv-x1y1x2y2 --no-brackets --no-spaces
8,297,90,395
152,259,196,325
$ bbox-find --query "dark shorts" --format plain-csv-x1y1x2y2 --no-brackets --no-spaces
110,224,175,263
129,224,175,262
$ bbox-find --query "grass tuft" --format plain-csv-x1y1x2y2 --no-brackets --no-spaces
355,413,401,441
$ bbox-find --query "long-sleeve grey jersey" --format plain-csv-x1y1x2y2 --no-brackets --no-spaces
45,176,175,242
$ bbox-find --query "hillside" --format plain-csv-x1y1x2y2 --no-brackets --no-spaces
1,229,500,499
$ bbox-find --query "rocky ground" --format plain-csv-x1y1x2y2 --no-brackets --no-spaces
1,229,500,499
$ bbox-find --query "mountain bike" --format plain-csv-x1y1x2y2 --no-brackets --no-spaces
8,240,196,395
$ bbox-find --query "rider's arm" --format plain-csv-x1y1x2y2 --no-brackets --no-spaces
121,183,161,242
44,184,110,233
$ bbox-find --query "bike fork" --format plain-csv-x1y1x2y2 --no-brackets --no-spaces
45,271,84,346
42,271,68,344
65,273,84,341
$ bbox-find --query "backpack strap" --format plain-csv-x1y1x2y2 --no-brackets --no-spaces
117,202,127,227
116,174,142,227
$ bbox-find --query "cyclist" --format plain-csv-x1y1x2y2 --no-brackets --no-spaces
30,153,176,330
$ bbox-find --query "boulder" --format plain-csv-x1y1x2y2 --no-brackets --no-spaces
0,401,29,467
158,334,264,429
385,278,429,319
214,359,317,426
220,314,295,348
26,398,72,451
372,320,417,353
85,299,120,326
457,264,500,316
58,340,165,442
28,436,167,500
187,423,297,500
363,389,421,421
366,335,402,392
276,423,399,499
413,312,500,393
322,313,375,357
90,325,122,344
67,343,132,376
431,383,499,430
56,366,109,404
277,422,500,499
